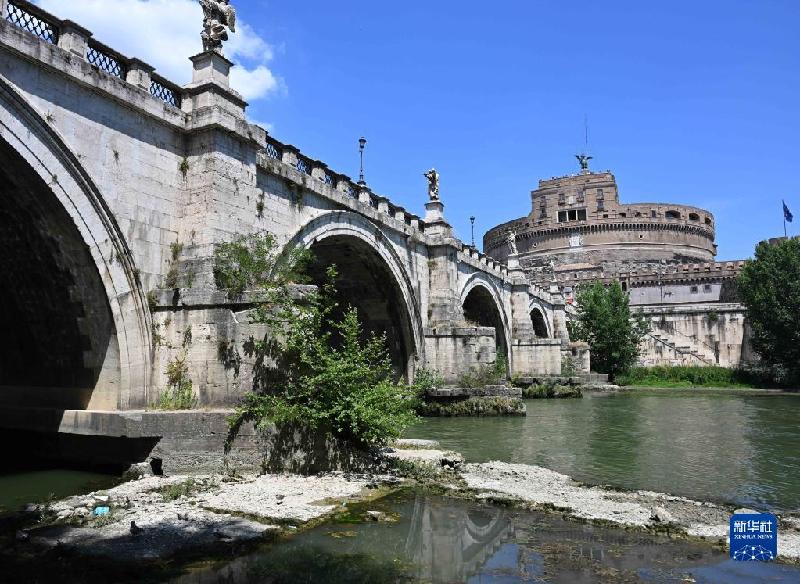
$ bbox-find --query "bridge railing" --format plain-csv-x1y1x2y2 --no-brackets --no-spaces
3,0,182,109
5,0,58,44
86,38,127,79
257,137,426,234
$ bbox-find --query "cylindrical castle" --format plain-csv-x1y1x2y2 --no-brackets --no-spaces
484,170,716,280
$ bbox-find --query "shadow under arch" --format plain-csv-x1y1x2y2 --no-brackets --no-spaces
460,275,511,364
529,304,551,338
0,76,151,409
283,211,423,379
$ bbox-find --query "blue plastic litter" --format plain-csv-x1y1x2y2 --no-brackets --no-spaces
94,506,110,516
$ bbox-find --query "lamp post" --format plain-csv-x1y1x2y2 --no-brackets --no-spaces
470,216,476,248
358,137,367,185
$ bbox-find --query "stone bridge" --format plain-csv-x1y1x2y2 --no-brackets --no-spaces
0,0,576,425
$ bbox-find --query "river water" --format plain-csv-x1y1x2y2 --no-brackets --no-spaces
408,389,800,512
173,492,800,584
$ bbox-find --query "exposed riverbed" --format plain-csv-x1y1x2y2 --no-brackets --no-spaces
408,389,800,512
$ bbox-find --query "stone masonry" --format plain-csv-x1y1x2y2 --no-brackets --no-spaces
0,0,579,424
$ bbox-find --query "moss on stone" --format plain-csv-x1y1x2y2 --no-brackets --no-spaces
418,396,525,417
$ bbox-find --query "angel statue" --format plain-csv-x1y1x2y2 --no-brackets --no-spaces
423,168,440,201
506,229,518,255
199,0,236,54
575,153,592,172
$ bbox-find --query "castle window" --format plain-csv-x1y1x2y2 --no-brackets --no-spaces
651,210,657,218
558,210,568,222
690,285,699,294
577,209,587,221
540,204,547,218
689,213,700,221
619,212,627,218
665,210,681,219
602,214,609,218
558,193,566,205
577,191,585,202
568,209,577,221
597,189,604,200
704,284,712,293
597,200,605,211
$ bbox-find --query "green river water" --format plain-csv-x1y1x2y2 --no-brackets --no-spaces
2,389,800,582
408,389,800,512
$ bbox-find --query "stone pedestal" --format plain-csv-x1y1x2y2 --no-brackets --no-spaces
190,51,233,88
424,200,445,223
182,51,246,118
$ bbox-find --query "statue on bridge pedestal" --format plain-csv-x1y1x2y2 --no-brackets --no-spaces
199,0,236,54
424,168,440,201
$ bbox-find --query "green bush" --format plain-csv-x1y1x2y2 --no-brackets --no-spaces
410,368,444,398
418,396,525,416
456,354,508,388
616,366,763,388
568,281,649,379
217,234,418,449
155,354,196,410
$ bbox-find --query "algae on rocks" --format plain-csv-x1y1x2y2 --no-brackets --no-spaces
417,396,526,417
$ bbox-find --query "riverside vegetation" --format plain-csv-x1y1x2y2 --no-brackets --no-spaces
213,232,419,449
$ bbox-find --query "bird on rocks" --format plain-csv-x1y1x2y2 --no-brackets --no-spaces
130,521,143,536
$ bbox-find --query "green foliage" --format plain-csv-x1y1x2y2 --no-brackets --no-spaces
231,303,418,448
164,266,179,288
218,233,418,449
410,368,443,396
418,396,525,417
738,238,800,381
568,281,649,379
157,478,198,501
616,366,764,388
146,290,157,313
456,354,508,388
169,241,184,262
213,232,309,301
561,355,578,377
155,354,196,410
522,384,582,399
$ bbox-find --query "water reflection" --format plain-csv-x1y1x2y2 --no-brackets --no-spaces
409,391,800,511
170,493,800,583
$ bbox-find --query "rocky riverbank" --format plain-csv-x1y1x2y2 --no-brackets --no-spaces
9,439,800,570
459,461,800,562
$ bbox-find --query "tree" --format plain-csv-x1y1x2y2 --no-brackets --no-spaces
738,238,800,381
568,281,649,379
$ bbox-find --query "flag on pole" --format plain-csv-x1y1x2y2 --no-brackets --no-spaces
783,201,793,223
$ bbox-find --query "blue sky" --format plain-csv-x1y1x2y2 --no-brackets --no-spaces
40,1,800,260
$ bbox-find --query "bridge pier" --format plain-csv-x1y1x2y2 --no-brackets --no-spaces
0,0,587,467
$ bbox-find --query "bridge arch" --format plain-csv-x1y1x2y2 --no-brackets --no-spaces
459,274,511,364
284,211,423,379
0,77,150,409
528,301,552,338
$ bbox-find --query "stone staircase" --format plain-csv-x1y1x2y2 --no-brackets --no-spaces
644,330,716,366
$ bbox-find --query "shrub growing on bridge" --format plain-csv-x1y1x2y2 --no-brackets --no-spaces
215,233,418,448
